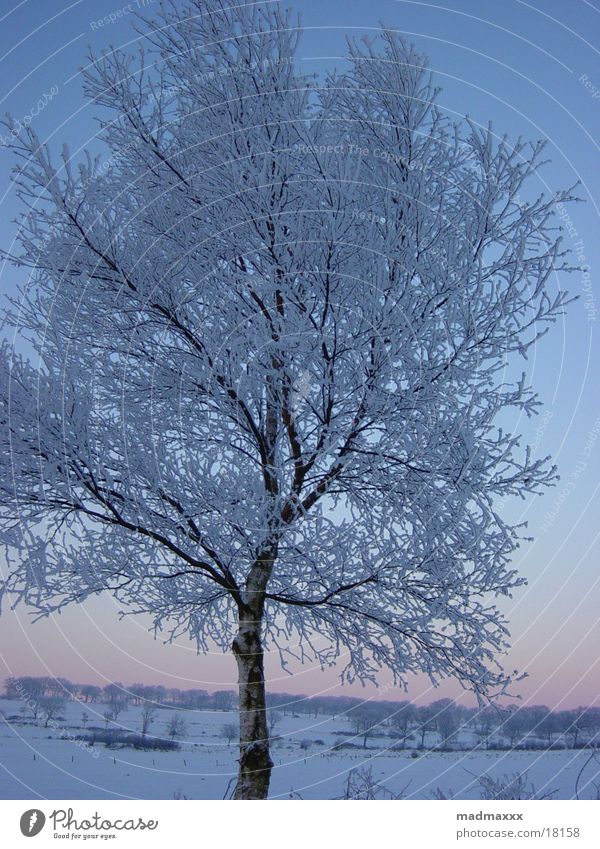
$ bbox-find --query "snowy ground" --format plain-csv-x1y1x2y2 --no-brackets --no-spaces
1,700,598,800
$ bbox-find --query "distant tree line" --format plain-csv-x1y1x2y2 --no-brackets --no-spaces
338,698,600,751
3,676,238,712
268,693,600,751
3,678,599,751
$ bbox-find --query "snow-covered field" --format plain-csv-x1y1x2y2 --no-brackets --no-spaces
1,700,598,800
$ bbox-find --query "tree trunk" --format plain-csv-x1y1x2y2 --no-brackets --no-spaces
232,611,273,799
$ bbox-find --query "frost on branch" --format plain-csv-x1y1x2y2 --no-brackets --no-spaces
0,0,578,700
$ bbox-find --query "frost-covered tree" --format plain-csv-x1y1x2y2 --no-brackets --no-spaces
166,714,187,742
140,703,157,737
0,0,577,798
389,701,416,748
39,695,65,729
16,677,46,719
348,703,388,749
221,722,238,747
431,698,462,749
267,708,282,738
212,690,237,712
79,685,102,704
502,708,526,747
471,705,500,750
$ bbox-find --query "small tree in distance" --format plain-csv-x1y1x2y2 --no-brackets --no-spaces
140,703,157,738
471,706,499,750
221,723,238,747
39,696,65,728
348,704,388,749
0,0,577,798
389,702,416,748
80,685,102,704
501,707,528,748
432,699,462,750
166,714,187,742
106,697,127,725
416,705,438,750
267,709,283,739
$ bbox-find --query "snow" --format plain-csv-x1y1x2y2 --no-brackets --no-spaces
1,701,597,800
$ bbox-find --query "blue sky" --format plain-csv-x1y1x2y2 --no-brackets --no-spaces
0,0,599,708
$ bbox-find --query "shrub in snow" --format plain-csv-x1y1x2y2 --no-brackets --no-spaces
338,767,409,800
476,772,557,801
82,730,179,751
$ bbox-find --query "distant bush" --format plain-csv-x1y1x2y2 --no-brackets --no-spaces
337,766,409,800
83,729,126,748
432,770,558,801
517,740,547,751
81,730,179,751
476,772,556,801
128,735,179,751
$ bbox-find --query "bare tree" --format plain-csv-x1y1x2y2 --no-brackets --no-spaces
3,677,20,700
0,0,576,798
500,707,528,748
416,704,439,750
471,707,500,750
476,771,557,801
212,691,237,712
166,714,187,742
539,710,561,746
267,709,283,739
16,677,46,720
181,690,210,710
140,703,157,737
45,678,72,699
39,696,65,728
339,766,407,800
389,702,416,749
107,697,127,725
80,685,102,704
221,723,238,747
348,704,388,749
432,699,462,750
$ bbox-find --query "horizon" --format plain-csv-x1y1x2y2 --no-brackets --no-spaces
4,673,600,712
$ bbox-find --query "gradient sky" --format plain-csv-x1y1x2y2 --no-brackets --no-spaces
0,0,599,709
